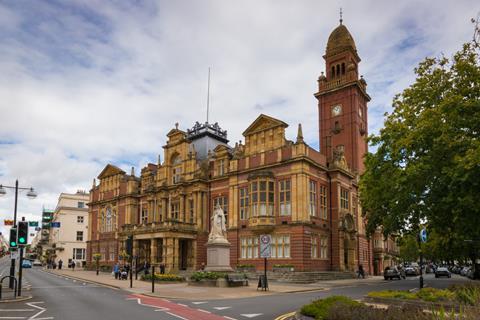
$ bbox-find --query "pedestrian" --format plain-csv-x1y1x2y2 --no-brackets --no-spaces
357,264,365,279
113,262,120,280
71,260,76,271
58,259,63,270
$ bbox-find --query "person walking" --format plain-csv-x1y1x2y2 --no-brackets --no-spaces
58,259,63,270
113,263,120,280
71,260,76,271
357,264,365,279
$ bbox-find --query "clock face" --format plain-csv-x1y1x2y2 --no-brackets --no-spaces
332,105,342,116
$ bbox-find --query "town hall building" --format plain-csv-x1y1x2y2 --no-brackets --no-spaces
86,21,396,275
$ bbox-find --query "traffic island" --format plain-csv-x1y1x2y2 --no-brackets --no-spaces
288,284,480,320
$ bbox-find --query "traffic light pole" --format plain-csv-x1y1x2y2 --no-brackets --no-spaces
17,246,24,296
9,180,19,289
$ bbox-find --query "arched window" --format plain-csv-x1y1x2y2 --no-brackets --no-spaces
99,211,105,232
105,207,112,232
336,64,340,76
331,66,335,79
341,63,345,75
112,209,117,230
171,153,182,184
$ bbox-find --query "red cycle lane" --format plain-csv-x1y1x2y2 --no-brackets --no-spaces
127,294,228,320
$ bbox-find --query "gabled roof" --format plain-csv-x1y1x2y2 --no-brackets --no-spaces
167,128,186,138
97,164,125,179
242,114,288,136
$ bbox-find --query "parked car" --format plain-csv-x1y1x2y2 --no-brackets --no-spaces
32,260,42,266
405,267,418,276
461,267,470,276
384,267,405,280
435,267,451,278
22,260,32,268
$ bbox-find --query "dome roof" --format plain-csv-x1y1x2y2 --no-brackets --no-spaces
325,24,357,57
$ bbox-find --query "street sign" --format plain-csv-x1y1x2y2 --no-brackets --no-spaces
51,222,61,228
28,221,39,227
35,227,41,231
260,234,272,258
4,219,14,226
10,251,19,260
420,228,427,243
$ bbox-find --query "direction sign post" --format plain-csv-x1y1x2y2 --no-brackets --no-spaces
418,228,427,289
258,235,271,291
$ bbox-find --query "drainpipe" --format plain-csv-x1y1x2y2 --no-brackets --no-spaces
327,171,333,270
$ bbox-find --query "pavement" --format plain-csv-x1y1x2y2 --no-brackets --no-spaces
44,268,385,300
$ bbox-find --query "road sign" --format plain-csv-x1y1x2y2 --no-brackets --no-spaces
260,234,272,258
4,219,14,226
28,221,39,227
35,227,41,231
10,251,19,260
420,228,427,243
51,222,61,228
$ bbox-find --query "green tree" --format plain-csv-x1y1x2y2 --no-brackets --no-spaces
360,41,480,268
398,234,419,263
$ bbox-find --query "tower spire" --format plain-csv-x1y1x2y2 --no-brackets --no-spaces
339,7,343,25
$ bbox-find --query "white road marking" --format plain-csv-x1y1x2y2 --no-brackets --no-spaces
165,312,188,320
240,314,263,318
223,317,238,320
197,309,210,313
26,302,53,320
177,303,188,307
214,307,231,310
191,301,208,305
126,297,169,311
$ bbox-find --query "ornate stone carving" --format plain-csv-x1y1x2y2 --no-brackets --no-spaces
332,145,348,171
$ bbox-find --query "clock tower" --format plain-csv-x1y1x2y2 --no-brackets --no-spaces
315,20,370,174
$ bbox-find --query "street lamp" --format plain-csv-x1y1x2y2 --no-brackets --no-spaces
0,180,37,291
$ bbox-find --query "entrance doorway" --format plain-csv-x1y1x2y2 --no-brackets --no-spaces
179,239,189,270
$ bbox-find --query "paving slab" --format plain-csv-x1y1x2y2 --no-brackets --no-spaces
45,269,383,300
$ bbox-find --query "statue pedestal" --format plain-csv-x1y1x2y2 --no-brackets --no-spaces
204,240,234,272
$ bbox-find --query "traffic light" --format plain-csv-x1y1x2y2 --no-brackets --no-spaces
9,227,17,250
17,221,28,246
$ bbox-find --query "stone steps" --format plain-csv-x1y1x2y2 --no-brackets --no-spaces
245,271,356,284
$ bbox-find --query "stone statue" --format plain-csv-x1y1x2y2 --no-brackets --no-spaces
208,204,227,243
333,145,348,170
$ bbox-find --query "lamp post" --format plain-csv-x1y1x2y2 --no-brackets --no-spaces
0,180,37,290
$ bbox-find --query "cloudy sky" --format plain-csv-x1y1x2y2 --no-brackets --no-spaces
0,0,477,238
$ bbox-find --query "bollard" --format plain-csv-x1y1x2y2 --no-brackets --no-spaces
151,266,155,293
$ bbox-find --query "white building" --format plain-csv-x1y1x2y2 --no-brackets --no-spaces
49,191,89,267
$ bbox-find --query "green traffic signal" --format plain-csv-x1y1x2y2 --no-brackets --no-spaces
10,241,16,247
19,237,26,244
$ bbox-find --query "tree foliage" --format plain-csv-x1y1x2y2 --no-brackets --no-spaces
360,41,480,262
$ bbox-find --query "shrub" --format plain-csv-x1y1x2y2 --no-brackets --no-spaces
368,290,416,300
300,296,361,319
449,283,480,306
328,304,431,320
273,264,294,268
141,273,183,282
416,288,454,302
190,271,227,281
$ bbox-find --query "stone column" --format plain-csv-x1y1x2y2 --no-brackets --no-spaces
165,237,173,272
133,239,139,261
173,238,179,271
180,194,185,222
150,238,157,264
161,198,167,222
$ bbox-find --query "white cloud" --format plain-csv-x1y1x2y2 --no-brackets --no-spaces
0,0,477,236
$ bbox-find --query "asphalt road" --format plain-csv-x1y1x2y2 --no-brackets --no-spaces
0,255,474,320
